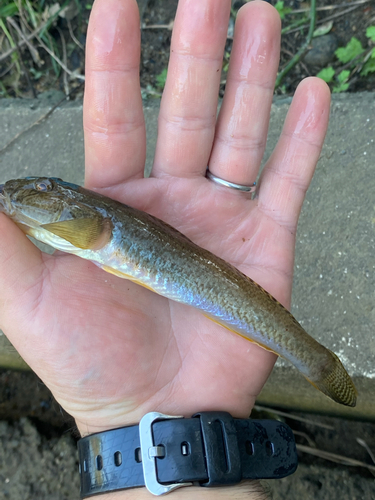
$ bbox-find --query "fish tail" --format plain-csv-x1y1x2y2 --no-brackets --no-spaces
306,349,357,407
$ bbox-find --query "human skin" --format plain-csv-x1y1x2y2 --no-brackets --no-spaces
0,0,331,498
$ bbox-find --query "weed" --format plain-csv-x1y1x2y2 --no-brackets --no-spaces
316,66,335,83
0,0,86,97
317,26,375,92
155,68,168,91
335,37,364,64
274,1,292,20
222,51,231,74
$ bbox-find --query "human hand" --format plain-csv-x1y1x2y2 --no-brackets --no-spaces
0,0,330,439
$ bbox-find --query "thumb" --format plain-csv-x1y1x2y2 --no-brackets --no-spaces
0,214,44,335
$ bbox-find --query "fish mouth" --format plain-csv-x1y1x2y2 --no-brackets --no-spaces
0,184,5,207
0,184,9,214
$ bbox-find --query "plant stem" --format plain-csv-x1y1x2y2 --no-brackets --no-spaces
275,0,317,89
281,16,308,35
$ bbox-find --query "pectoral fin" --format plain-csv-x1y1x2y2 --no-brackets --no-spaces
42,217,112,250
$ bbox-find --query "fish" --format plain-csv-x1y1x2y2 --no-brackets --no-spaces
0,176,357,407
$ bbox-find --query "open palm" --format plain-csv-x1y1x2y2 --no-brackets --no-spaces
0,0,330,435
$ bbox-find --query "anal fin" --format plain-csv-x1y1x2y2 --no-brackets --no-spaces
203,314,278,354
101,265,157,293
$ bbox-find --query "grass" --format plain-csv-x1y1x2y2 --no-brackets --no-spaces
0,0,88,97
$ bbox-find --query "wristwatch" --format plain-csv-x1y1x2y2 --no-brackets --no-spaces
78,411,298,497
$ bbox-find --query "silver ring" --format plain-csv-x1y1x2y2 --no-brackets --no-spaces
206,169,256,193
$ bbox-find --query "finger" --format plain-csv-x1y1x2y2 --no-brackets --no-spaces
84,0,145,189
0,215,44,344
257,77,331,229
152,0,231,178
209,1,281,186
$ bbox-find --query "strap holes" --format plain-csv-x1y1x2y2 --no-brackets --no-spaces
135,447,142,463
245,440,254,456
266,441,275,457
181,441,190,456
96,455,103,471
114,451,122,466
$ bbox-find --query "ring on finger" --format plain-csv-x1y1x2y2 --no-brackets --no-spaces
206,168,256,193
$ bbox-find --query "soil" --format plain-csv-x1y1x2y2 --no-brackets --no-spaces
1,1,375,499
1,0,374,98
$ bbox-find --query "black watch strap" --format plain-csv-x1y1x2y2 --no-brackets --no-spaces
78,411,298,497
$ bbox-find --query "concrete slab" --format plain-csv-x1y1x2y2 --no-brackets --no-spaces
258,93,375,419
0,92,374,419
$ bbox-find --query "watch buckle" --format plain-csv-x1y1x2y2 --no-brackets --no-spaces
139,412,193,496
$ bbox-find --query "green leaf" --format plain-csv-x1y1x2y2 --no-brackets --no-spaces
335,38,364,63
29,68,43,80
316,67,335,83
366,26,375,42
337,69,350,84
0,17,16,48
222,51,231,73
24,0,38,29
155,68,168,90
361,57,375,76
330,69,351,93
332,82,349,93
274,1,284,14
332,70,350,93
275,1,292,20
0,3,18,18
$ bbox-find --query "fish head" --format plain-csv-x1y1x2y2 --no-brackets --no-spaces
0,177,112,251
0,177,86,225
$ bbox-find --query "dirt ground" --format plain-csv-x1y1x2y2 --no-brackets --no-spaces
141,0,375,94
1,1,375,499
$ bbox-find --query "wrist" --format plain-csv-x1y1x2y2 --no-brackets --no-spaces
74,405,254,438
75,407,150,437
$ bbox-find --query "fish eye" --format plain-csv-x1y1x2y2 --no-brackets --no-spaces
35,180,53,192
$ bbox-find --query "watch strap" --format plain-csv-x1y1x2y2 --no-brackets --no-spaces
78,411,297,497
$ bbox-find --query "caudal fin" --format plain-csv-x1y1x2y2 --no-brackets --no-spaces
307,350,357,407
